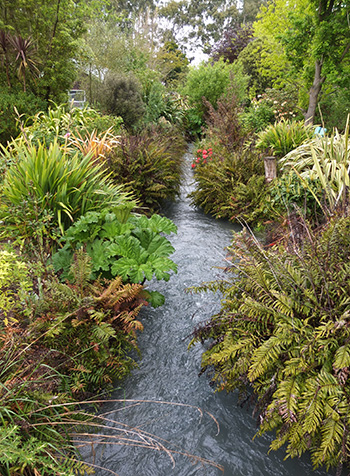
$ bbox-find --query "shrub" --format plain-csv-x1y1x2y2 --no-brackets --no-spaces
256,119,314,158
52,210,177,307
21,103,123,147
0,250,32,326
265,171,325,224
241,86,303,135
190,215,350,471
108,127,186,213
0,86,47,144
183,59,249,135
240,100,275,133
99,73,145,129
0,140,134,243
189,145,266,224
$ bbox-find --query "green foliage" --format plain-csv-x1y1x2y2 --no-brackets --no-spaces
99,73,145,129
189,145,266,224
52,210,178,304
0,251,147,474
108,128,186,213
142,79,167,124
156,40,189,86
266,171,324,223
190,215,350,470
0,0,91,102
236,38,274,96
0,250,32,325
240,99,275,133
256,119,314,158
0,140,134,240
0,86,47,145
21,103,123,147
241,86,303,133
281,119,350,212
253,0,350,123
316,87,350,132
183,59,249,135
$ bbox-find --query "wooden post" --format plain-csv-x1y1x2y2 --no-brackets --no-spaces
264,156,277,183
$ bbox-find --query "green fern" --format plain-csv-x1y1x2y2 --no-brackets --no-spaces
190,216,350,470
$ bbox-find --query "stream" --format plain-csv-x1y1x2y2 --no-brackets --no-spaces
90,149,334,476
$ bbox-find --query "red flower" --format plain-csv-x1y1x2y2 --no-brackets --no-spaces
203,160,207,164
191,163,196,168
196,158,200,163
202,149,207,154
197,149,202,154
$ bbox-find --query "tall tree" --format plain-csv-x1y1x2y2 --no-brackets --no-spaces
254,0,350,124
0,0,102,100
159,0,240,55
210,24,253,63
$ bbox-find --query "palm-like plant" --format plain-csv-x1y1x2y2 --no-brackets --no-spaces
8,35,39,92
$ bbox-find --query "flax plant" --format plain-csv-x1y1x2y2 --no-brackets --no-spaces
0,139,135,239
66,128,120,165
281,116,350,212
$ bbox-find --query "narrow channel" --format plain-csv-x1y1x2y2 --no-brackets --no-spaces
91,149,334,476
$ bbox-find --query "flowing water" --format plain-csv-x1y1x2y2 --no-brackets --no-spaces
90,149,334,476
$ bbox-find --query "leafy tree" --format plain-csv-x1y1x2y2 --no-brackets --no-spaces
254,0,350,124
159,0,240,55
0,0,99,101
236,38,274,95
210,24,253,63
183,59,249,133
156,40,189,86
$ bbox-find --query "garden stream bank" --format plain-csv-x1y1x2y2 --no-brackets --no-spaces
89,149,334,476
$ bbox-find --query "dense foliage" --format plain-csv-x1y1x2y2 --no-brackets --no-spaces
256,119,314,158
0,140,132,239
190,215,350,471
53,210,178,307
189,145,265,224
183,59,249,135
108,126,186,213
0,105,180,474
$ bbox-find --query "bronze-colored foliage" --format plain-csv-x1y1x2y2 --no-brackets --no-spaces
190,214,350,471
108,126,186,213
